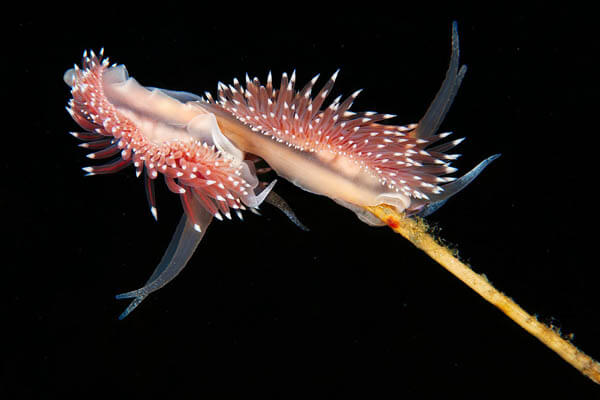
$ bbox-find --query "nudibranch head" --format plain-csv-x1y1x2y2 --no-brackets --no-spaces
64,49,270,231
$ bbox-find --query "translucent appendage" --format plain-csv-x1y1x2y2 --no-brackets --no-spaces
414,21,467,139
264,190,310,231
115,213,209,319
418,154,501,217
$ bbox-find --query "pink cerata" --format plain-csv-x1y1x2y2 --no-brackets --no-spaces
64,22,499,319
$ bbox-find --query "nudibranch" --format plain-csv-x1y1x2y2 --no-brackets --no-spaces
64,50,276,319
65,22,498,319
194,22,497,224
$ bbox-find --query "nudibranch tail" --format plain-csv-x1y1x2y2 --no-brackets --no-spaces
65,49,271,317
200,21,497,221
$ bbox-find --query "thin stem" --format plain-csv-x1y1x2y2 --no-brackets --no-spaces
365,204,600,385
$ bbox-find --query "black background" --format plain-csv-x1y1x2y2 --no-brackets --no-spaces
4,6,599,398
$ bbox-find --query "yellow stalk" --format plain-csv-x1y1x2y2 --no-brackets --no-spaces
365,204,600,385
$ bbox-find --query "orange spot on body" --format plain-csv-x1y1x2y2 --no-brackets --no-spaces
386,217,400,229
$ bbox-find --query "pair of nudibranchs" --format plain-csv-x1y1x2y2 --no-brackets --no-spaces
64,22,499,319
